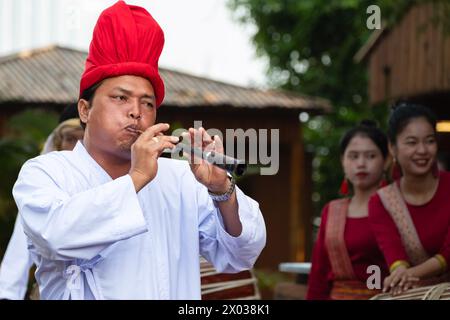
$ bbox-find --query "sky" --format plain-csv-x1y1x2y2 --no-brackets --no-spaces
0,0,268,87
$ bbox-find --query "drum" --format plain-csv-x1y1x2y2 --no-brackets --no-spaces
370,282,450,300
200,257,261,300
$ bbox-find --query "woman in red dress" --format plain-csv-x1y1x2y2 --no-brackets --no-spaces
368,103,450,296
307,121,390,300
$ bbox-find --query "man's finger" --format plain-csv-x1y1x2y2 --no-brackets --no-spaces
140,123,170,140
154,141,176,157
187,128,205,165
150,135,179,145
212,135,224,154
192,128,203,148
199,127,213,146
200,128,215,153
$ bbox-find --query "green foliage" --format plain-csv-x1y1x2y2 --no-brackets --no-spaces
253,268,290,294
230,0,408,101
0,109,57,258
228,0,449,217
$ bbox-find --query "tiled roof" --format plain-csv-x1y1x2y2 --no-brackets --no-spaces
0,45,330,112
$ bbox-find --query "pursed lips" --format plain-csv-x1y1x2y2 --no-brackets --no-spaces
125,124,142,135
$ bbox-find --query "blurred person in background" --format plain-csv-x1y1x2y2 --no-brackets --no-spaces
369,103,450,296
307,120,390,300
0,104,83,300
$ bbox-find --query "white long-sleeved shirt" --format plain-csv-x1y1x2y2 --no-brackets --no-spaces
12,141,266,299
0,132,58,300
0,217,34,299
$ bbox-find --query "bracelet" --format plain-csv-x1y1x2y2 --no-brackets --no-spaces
389,260,410,273
434,254,448,273
208,175,236,202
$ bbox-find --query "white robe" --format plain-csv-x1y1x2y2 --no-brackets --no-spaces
12,141,266,300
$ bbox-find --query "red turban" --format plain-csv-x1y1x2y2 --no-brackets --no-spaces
79,1,165,107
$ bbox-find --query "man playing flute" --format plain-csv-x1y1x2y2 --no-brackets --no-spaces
12,0,266,300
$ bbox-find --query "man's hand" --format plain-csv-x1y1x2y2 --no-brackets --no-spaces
183,127,242,237
129,123,179,192
184,127,230,194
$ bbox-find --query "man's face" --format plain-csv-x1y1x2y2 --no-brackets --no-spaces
80,75,157,159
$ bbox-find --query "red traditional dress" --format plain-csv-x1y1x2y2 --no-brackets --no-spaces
307,198,388,300
368,171,450,284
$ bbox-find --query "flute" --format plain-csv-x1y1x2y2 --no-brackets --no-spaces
169,138,247,177
136,130,247,176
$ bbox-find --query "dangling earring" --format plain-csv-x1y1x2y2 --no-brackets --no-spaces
392,159,403,180
339,178,349,196
432,161,439,178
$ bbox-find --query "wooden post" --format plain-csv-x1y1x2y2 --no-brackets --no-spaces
289,124,308,261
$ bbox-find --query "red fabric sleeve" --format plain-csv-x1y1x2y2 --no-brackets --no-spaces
368,193,409,268
438,224,450,264
306,204,332,300
437,172,450,263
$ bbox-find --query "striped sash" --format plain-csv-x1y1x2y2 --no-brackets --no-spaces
325,198,355,280
377,183,429,265
377,183,450,285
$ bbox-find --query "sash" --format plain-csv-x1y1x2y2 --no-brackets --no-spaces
325,198,356,280
377,183,429,265
377,183,450,285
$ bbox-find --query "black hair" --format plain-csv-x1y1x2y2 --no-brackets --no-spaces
387,102,437,144
340,119,388,158
78,81,104,129
59,103,79,123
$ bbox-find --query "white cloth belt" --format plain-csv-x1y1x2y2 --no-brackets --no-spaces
63,258,102,300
